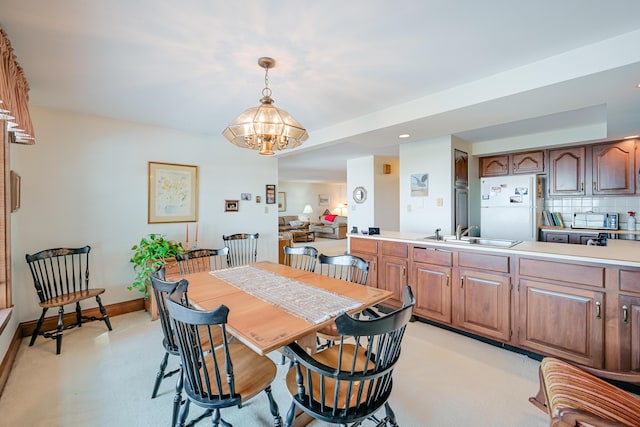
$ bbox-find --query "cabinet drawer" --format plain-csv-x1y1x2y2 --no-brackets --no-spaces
412,246,453,266
381,241,408,258
519,258,604,288
350,237,377,255
458,251,510,273
544,233,570,243
620,269,640,294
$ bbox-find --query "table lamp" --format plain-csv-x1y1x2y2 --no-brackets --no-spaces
302,204,313,221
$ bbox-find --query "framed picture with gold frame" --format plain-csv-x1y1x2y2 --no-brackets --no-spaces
148,161,199,223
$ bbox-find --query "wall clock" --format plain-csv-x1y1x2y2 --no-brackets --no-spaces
353,186,367,204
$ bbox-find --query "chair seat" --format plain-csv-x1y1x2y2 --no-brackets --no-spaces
540,357,640,426
203,343,277,402
40,288,105,308
286,344,375,408
316,323,339,341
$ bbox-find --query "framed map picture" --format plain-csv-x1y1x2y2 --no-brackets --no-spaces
148,161,198,223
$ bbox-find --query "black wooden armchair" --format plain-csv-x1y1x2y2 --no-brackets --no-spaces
25,245,111,354
222,233,259,267
283,285,415,427
166,281,282,427
175,247,229,274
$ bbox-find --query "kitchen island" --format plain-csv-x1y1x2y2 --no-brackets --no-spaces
348,232,640,371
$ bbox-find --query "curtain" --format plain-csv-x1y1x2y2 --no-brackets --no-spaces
0,25,35,145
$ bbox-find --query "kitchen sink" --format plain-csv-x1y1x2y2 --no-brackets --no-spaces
424,235,521,248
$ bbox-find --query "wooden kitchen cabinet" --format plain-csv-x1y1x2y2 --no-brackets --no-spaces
517,257,605,367
512,151,544,174
618,294,640,371
453,251,512,342
549,146,586,196
479,150,544,177
591,139,635,195
518,278,604,367
349,236,378,288
378,241,408,308
411,246,453,324
479,155,509,177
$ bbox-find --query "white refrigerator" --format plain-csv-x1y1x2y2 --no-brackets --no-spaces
480,174,542,241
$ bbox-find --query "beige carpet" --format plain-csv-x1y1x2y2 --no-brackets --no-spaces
0,309,548,426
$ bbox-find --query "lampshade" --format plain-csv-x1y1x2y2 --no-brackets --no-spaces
222,57,308,156
302,204,313,214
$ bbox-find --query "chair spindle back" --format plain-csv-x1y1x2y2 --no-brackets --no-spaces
223,233,259,267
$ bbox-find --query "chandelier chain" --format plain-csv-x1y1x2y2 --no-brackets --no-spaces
262,65,272,98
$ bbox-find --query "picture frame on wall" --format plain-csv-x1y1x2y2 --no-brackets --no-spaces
148,161,198,223
225,200,239,212
318,194,330,206
410,173,429,197
266,184,276,204
277,192,286,212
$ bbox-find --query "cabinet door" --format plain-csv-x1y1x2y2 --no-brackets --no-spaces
479,155,509,177
454,268,511,342
379,255,407,308
549,147,585,195
512,151,544,174
518,278,604,367
592,140,635,195
351,251,378,288
412,262,452,324
619,295,640,371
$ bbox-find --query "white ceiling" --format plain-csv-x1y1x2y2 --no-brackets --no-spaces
1,1,640,183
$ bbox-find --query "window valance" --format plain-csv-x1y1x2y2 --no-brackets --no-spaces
0,26,34,144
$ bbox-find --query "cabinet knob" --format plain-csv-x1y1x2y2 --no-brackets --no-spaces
622,304,629,323
460,276,464,289
445,275,450,287
595,301,601,319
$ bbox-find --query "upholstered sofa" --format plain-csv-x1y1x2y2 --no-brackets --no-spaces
309,214,348,239
278,215,309,233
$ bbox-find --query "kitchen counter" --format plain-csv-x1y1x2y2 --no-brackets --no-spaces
348,231,640,267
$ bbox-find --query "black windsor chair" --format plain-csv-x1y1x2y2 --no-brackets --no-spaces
283,285,415,427
283,245,318,272
222,233,259,267
25,245,111,355
166,281,282,427
175,247,229,274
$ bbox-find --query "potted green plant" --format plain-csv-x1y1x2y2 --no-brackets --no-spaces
129,233,184,294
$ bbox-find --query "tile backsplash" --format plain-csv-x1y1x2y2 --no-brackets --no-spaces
544,196,640,229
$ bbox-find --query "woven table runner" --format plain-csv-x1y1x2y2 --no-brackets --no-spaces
210,266,362,324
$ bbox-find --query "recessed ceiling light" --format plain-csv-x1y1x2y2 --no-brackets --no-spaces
623,134,639,139
398,134,410,139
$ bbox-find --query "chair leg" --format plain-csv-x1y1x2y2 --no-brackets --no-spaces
528,366,549,413
175,398,189,427
264,385,282,427
96,295,112,330
75,302,82,327
29,308,47,346
55,306,64,355
284,401,297,427
384,402,398,426
172,366,184,427
151,351,170,398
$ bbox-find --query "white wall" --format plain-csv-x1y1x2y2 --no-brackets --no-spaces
276,181,347,221
373,156,400,230
399,136,454,234
347,156,375,232
9,107,279,323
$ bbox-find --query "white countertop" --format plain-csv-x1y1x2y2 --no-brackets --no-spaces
349,231,640,268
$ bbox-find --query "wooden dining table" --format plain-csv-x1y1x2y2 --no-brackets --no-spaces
174,261,393,356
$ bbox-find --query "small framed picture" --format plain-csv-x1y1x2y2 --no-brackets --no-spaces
277,192,286,212
266,184,276,204
241,193,251,201
225,200,239,212
256,195,262,203
318,194,330,206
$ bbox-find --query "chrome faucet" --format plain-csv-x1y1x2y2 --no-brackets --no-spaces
456,224,478,240
434,228,442,240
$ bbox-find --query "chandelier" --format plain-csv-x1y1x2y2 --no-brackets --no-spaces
222,57,308,156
